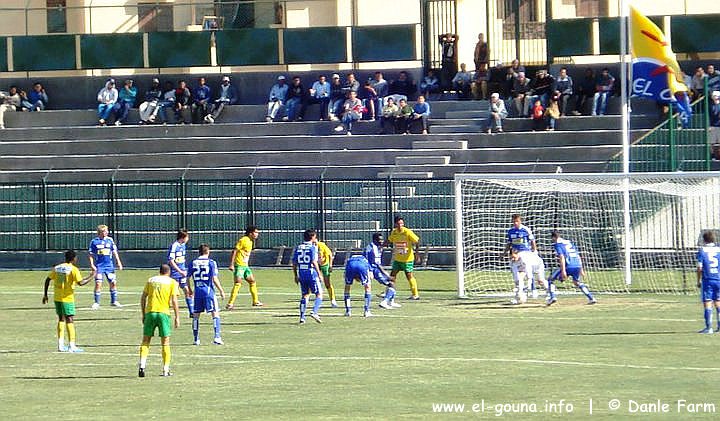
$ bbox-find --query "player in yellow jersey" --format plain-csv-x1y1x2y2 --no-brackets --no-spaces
42,250,94,353
227,225,262,309
315,238,338,307
138,264,180,377
387,216,421,300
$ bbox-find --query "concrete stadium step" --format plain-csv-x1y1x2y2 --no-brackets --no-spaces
341,200,398,211
376,171,434,179
360,186,416,197
394,155,450,165
412,140,468,150
445,110,489,119
325,220,381,231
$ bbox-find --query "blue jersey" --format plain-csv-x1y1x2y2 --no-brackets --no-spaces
189,256,218,294
697,243,720,283
89,236,117,272
167,241,187,278
553,238,582,268
293,241,319,280
506,224,535,252
363,243,383,269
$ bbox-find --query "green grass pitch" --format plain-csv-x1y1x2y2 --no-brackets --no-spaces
1,268,718,419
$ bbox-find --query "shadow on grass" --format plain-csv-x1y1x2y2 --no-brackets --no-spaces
565,331,684,336
83,343,199,348
76,317,133,322
6,307,48,311
16,375,130,380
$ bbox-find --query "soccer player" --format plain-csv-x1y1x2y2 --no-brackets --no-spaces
504,214,539,299
387,216,421,300
227,225,262,309
315,238,337,307
344,251,373,317
189,244,226,345
167,229,194,317
88,224,123,309
42,250,94,352
292,229,324,324
138,264,180,377
508,249,528,304
548,231,596,306
696,231,720,334
365,232,401,309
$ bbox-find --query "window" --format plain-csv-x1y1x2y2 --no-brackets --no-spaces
47,0,67,33
138,3,174,32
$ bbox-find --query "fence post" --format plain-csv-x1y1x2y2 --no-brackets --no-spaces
177,176,187,229
703,77,710,170
246,176,255,227
545,0,552,66
40,178,49,251
668,102,676,171
317,176,326,239
514,0,521,62
108,176,117,243
385,176,394,234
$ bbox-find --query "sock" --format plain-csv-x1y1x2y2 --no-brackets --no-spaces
228,283,241,305
408,277,419,297
577,283,594,300
110,288,118,304
299,297,307,319
705,308,712,330
192,317,199,341
386,287,396,303
213,317,221,338
548,281,556,300
161,344,171,371
717,308,720,329
139,343,149,369
364,292,371,312
327,284,336,301
249,282,259,304
344,293,351,312
94,292,101,304
66,323,76,346
185,297,194,315
57,321,65,349
312,296,322,315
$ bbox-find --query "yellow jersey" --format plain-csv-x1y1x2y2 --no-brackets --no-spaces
317,241,333,266
234,235,253,267
388,227,420,263
48,263,83,303
143,275,179,314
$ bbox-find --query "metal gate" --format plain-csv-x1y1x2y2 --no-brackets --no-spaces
423,0,457,71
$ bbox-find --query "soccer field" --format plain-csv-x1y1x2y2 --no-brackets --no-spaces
1,269,717,420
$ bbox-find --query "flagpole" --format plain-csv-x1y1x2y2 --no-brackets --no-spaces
620,0,632,287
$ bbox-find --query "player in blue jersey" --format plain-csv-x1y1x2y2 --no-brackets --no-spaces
364,232,401,310
292,229,324,324
548,231,596,306
167,229,194,317
344,251,373,318
88,224,124,309
189,244,226,345
504,214,540,298
697,231,720,334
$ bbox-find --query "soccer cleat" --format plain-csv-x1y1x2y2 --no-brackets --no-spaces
281,116,289,122
252,302,264,307
698,327,714,334
193,339,201,346
161,371,173,377
138,367,145,378
344,310,351,317
265,116,272,123
510,298,519,305
378,300,392,310
225,303,234,311
330,300,338,308
299,318,306,324
546,297,557,306
309,313,322,324
390,301,402,308
364,311,373,318
587,299,597,305
111,301,123,308
67,347,84,353
334,125,344,132
114,120,122,126
58,345,68,352
212,337,224,345
91,302,100,310
407,295,420,301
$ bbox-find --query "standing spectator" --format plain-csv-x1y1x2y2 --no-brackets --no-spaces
710,91,720,160
284,76,308,122
329,74,345,121
690,67,706,100
205,75,239,124
370,72,389,113
473,33,489,74
309,75,331,121
487,62,507,98
174,80,192,124
191,77,212,124
333,91,363,135
419,69,440,99
359,81,378,121
592,68,615,116
138,78,163,124
573,68,596,115
529,70,554,106
380,97,399,134
265,75,288,123
486,93,507,133
158,81,176,124
531,99,545,131
511,72,532,117
545,91,561,130
439,33,459,90
411,95,431,134
22,82,49,111
707,64,720,92
96,79,118,126
452,63,473,100
396,98,414,134
389,71,417,99
553,67,573,116
113,79,137,126
0,86,21,129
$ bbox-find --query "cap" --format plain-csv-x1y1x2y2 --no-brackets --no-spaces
222,76,230,82
332,73,340,79
152,78,160,84
491,93,499,99
277,75,286,80
713,91,720,99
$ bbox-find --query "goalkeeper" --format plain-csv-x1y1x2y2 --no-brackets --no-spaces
548,231,596,305
504,214,541,298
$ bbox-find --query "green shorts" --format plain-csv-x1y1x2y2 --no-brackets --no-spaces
392,260,414,273
143,312,172,337
233,265,253,280
54,301,75,317
320,264,331,278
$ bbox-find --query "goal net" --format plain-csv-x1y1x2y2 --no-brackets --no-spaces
455,173,720,297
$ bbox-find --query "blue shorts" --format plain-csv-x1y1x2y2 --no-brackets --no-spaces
345,260,370,286
702,280,720,302
193,291,219,313
550,267,582,282
94,271,116,284
299,276,322,296
171,274,187,288
372,268,391,286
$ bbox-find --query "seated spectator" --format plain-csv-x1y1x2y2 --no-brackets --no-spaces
509,59,526,79
96,79,118,126
266,75,288,122
487,62,507,98
389,71,417,100
205,75,239,124
486,92,507,133
284,76,308,122
328,74,344,121
511,72,531,117
472,65,488,100
341,73,360,97
396,98,414,134
545,91,561,130
419,69,440,99
529,69,554,107
22,82,49,111
359,81,378,121
411,95,431,134
370,72,389,118
158,81,176,124
309,75,331,121
191,77,212,124
573,68,595,115
138,78,163,124
0,86,21,129
531,99,545,131
707,64,720,92
380,97,399,134
553,67,573,116
593,68,615,116
174,80,192,124
333,91,364,135
113,79,137,126
690,66,706,100
452,63,473,100
710,91,720,160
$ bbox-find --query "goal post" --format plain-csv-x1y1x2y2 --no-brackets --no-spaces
455,172,720,297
